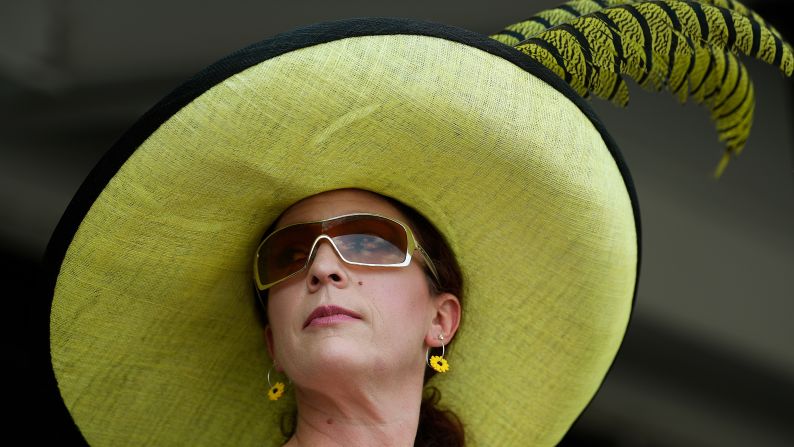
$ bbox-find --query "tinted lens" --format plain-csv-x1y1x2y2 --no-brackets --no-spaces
257,222,322,287
255,214,410,289
327,216,408,264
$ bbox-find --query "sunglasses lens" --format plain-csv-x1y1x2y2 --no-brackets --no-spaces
329,216,408,264
256,215,411,289
257,222,321,287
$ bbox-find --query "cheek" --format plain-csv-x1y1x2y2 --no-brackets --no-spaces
368,271,434,327
266,286,301,342
267,280,300,317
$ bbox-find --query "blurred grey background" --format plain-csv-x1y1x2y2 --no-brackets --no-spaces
2,0,792,445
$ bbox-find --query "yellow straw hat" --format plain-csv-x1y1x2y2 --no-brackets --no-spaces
45,17,641,446
46,1,794,441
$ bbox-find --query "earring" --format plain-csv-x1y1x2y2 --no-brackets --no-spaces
267,364,286,401
426,334,450,373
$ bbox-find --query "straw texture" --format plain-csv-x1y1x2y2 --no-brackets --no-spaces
50,22,637,446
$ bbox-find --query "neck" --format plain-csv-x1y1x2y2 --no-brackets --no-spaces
284,367,425,447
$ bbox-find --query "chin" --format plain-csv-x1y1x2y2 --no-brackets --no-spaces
297,342,385,383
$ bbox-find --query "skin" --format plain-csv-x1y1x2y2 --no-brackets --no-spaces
265,189,461,447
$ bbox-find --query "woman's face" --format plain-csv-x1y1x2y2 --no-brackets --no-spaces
264,189,458,388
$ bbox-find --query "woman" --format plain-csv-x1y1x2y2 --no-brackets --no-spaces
258,188,463,446
44,2,790,446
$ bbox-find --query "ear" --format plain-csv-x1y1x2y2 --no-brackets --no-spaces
425,292,461,347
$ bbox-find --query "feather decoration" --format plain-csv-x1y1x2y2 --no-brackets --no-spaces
493,0,792,177
490,0,630,46
491,0,788,45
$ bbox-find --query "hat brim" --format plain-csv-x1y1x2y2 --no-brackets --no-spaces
46,18,640,446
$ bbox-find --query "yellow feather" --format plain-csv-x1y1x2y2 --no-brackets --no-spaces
497,0,792,177
705,0,787,43
492,0,791,51
575,16,631,105
530,28,592,97
668,2,701,37
516,42,571,82
491,0,633,45
701,46,727,100
689,42,715,103
605,7,659,88
636,2,679,89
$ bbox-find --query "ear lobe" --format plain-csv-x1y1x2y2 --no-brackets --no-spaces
425,292,461,347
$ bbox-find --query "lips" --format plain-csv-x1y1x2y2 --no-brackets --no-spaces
303,305,362,328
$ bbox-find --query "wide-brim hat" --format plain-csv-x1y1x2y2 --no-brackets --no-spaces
45,18,639,446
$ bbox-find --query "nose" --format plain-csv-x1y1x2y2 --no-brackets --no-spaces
306,239,349,291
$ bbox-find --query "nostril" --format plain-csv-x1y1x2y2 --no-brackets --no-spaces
329,273,341,282
311,276,320,286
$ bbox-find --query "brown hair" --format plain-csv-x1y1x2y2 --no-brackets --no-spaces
254,192,465,446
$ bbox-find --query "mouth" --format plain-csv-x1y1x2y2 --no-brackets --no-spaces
303,305,362,328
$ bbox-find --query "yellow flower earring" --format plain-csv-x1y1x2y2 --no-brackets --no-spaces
267,364,287,401
427,334,450,373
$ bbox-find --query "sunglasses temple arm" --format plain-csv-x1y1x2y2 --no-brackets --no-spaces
416,245,441,287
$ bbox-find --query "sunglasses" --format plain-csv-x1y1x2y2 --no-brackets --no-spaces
254,213,440,290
